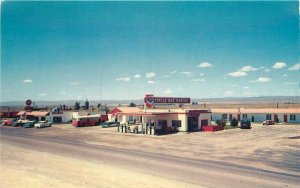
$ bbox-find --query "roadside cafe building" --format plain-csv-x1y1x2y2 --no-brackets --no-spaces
211,108,300,123
16,110,73,123
109,94,212,133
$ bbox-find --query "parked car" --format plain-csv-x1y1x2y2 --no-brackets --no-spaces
2,119,14,126
100,121,120,128
240,119,251,129
262,120,275,125
16,119,32,127
12,120,21,127
23,121,35,128
35,121,52,128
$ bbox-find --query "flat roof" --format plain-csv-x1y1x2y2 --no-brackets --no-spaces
117,109,211,116
211,108,300,114
17,111,50,116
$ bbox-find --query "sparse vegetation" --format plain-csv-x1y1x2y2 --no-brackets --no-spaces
84,99,89,110
216,119,227,127
230,118,239,127
74,102,80,110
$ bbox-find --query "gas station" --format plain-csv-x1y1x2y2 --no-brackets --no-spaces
109,94,211,134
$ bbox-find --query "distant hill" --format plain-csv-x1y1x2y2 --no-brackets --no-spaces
0,99,143,107
1,96,299,107
193,96,300,103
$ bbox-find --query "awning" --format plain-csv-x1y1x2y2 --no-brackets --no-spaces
25,111,50,117
16,111,26,116
117,112,156,117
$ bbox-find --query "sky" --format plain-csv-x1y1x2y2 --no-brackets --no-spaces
1,1,299,102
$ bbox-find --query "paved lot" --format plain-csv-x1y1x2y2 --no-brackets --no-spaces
1,123,299,187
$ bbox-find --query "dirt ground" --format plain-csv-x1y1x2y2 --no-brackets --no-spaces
20,123,299,174
1,123,299,187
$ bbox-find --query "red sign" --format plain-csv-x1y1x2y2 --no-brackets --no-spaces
144,96,154,107
25,99,32,106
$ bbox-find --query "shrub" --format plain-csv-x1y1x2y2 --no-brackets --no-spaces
216,119,227,127
74,102,80,110
230,118,239,127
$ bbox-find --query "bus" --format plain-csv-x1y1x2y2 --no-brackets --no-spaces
72,114,108,127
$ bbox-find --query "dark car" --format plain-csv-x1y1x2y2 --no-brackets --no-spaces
262,120,275,125
23,121,35,128
100,121,120,128
240,119,251,129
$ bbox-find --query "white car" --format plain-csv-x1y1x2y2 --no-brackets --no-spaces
35,121,52,128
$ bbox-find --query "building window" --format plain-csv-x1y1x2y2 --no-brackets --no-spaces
222,114,227,119
266,114,272,120
290,114,296,121
53,117,62,122
172,120,181,127
128,116,134,121
242,114,247,119
41,116,46,121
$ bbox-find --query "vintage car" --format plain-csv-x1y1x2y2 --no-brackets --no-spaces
15,119,32,127
23,121,35,128
262,120,275,125
35,121,52,128
99,121,120,128
2,119,14,126
240,119,251,129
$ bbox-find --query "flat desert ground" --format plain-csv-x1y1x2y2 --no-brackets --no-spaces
1,123,299,188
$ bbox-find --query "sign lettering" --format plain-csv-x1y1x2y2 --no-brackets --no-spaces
145,97,190,104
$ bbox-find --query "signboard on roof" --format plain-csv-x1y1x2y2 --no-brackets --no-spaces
152,97,190,103
144,94,190,107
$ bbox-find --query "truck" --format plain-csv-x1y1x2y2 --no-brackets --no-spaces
72,114,108,127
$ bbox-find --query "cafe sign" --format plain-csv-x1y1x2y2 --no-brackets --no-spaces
144,94,190,108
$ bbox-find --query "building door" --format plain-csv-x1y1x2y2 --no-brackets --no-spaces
284,115,287,122
229,114,232,121
188,117,198,131
237,114,241,121
274,114,278,123
53,117,62,123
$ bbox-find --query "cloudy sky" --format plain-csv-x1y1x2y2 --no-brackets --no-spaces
1,1,299,101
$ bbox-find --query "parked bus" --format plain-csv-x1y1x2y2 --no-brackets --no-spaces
72,114,108,127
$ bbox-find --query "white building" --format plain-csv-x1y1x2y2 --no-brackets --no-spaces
49,111,73,123
211,108,300,123
108,107,211,132
17,110,73,123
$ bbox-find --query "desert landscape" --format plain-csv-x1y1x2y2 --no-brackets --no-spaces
1,123,299,187
1,1,299,187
